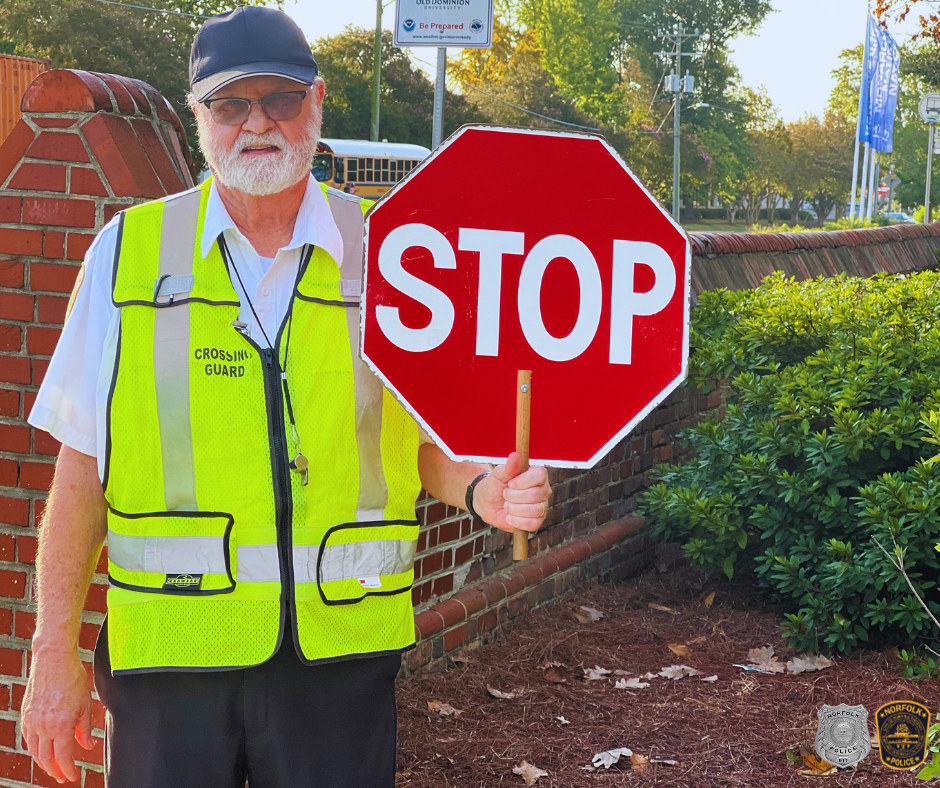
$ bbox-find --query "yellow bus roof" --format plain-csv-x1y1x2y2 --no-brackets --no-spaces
318,138,431,159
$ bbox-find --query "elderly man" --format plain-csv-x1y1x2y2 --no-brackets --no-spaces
22,7,551,787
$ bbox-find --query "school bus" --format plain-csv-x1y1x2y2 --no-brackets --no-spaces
312,138,431,199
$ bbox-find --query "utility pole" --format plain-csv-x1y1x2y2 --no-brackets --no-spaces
431,47,447,149
887,158,897,210
926,113,937,223
370,0,382,142
656,23,700,221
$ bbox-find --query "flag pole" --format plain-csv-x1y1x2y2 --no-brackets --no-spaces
850,3,872,221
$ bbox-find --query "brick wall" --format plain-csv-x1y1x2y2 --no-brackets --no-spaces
2,67,938,788
0,68,193,788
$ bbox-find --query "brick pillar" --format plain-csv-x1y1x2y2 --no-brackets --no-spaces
0,69,192,788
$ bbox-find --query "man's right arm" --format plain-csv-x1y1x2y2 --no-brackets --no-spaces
22,446,106,784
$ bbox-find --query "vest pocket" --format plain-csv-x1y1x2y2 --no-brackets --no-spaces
106,508,235,596
314,520,419,605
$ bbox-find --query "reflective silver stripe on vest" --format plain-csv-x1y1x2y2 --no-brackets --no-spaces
325,190,390,523
236,540,416,583
154,190,201,511
108,530,227,574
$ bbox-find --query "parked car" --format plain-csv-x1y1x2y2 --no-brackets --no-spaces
882,211,917,224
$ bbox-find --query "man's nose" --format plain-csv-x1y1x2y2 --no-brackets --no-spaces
242,101,275,135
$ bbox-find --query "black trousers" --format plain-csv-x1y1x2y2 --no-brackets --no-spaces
94,620,400,788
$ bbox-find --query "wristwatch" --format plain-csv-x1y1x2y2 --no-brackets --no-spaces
465,472,490,523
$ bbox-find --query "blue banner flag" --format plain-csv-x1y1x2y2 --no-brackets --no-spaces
858,15,880,145
869,27,900,152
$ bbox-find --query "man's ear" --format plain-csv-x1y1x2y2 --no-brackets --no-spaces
314,78,326,103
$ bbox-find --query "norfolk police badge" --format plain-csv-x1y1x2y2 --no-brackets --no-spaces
876,701,930,770
815,704,871,768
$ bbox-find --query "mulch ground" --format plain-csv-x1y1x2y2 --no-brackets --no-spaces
395,545,940,787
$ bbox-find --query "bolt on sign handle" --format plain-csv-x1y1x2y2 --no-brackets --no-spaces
514,370,532,561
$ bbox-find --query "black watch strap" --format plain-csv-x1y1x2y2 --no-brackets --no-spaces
465,472,491,523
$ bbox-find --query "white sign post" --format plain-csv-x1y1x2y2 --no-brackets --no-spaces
920,94,940,223
393,0,494,148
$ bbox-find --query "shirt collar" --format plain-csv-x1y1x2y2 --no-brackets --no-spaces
200,175,345,267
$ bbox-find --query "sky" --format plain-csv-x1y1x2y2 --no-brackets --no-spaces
285,0,923,123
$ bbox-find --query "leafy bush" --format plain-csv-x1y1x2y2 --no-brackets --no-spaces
749,216,892,234
640,271,940,653
913,204,940,224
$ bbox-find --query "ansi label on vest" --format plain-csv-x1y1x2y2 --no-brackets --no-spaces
164,573,203,590
357,576,382,589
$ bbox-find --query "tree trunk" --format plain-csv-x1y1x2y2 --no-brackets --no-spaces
789,193,803,226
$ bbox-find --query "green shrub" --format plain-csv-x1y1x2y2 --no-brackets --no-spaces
640,270,940,653
913,205,940,223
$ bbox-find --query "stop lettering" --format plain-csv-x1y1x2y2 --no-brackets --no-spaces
361,126,690,468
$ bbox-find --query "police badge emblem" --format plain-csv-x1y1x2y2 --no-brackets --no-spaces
876,701,930,770
815,704,871,768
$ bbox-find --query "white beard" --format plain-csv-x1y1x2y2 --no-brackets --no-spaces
199,106,321,196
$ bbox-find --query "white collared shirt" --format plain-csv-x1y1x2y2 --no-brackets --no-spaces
29,175,368,478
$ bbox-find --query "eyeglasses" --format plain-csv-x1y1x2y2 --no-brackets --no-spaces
202,90,310,126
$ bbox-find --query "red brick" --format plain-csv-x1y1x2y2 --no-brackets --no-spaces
82,114,165,198
22,69,113,113
433,598,466,627
29,262,81,293
70,166,108,197
454,588,487,617
0,609,10,638
480,607,498,633
19,461,54,491
0,423,29,454
0,389,18,417
103,203,125,224
439,520,460,543
0,120,36,185
82,737,105,766
79,622,100,651
11,682,24,710
431,573,453,597
0,749,31,781
37,295,68,324
14,610,35,640
0,355,30,384
8,162,67,192
0,260,24,288
43,230,65,259
34,117,78,128
443,623,466,653
0,648,23,677
22,196,95,229
33,357,49,385
91,698,105,729
95,72,137,114
0,292,33,322
0,195,21,223
0,459,16,486
0,683,9,710
17,535,37,564
34,429,60,456
27,131,90,163
33,498,45,526
27,326,61,356
0,228,42,256
0,323,20,352
67,233,96,261
130,118,186,193
85,769,105,788
95,545,108,574
0,497,27,530
422,550,443,576
0,535,14,563
120,77,153,115
84,582,108,613
414,609,444,639
0,570,26,599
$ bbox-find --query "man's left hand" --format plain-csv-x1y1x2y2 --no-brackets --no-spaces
473,452,552,533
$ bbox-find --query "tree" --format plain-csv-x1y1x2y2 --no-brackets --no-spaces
876,0,940,40
315,27,485,146
0,0,273,171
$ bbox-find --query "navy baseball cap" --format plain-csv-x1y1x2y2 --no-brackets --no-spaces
189,7,318,102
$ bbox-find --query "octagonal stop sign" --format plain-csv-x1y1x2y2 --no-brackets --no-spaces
361,125,690,469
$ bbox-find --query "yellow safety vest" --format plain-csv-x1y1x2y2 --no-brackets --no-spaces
103,178,421,673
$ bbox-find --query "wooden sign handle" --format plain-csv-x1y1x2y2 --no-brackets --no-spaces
514,370,531,561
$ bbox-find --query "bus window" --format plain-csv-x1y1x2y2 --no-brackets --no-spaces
366,159,374,182
312,153,333,182
334,157,345,184
382,159,390,182
347,158,358,181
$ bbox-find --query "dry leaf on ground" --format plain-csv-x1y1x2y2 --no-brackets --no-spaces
577,606,604,622
669,643,693,658
583,665,612,680
640,671,658,680
556,716,570,725
486,685,517,699
701,675,719,682
798,753,838,776
659,664,704,680
613,669,633,676
592,747,633,769
787,654,834,674
427,701,463,716
652,758,679,766
536,660,563,669
631,753,650,773
542,666,567,684
648,603,678,614
704,591,716,607
616,677,650,689
512,761,548,785
742,645,786,673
